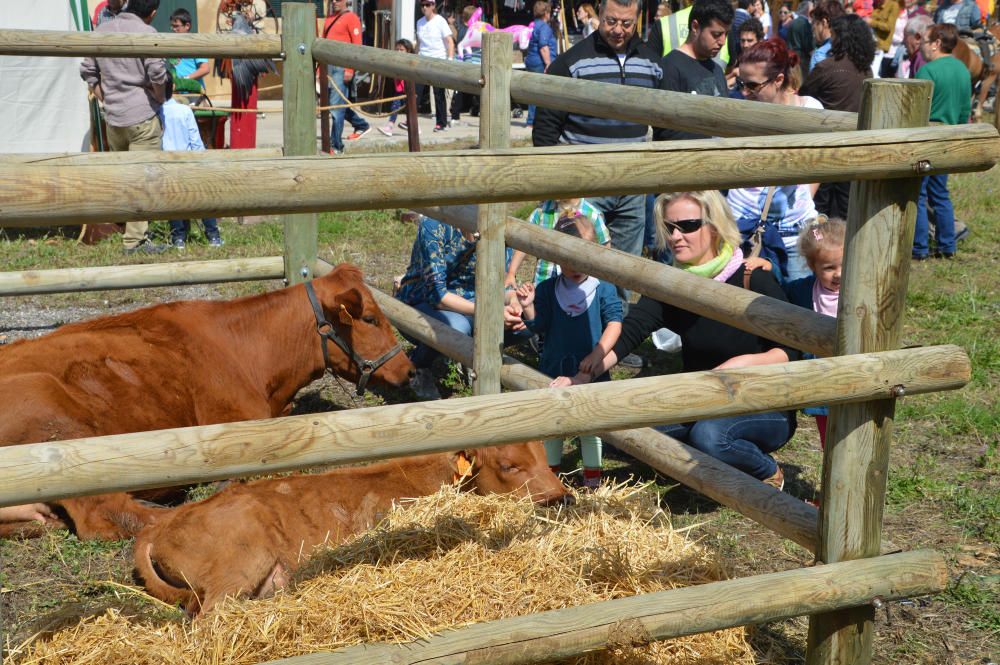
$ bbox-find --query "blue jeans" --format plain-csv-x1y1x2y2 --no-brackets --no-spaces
387,98,405,124
328,65,369,152
913,174,956,257
589,194,647,309
524,62,544,125
170,218,220,242
655,411,795,480
405,301,529,368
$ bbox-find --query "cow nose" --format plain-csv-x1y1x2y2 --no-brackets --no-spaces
407,367,416,380
540,492,574,507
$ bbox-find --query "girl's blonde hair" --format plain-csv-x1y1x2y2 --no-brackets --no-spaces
798,217,846,266
653,190,741,262
578,2,598,19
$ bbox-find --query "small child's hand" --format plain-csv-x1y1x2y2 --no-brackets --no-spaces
744,257,772,272
549,376,573,388
515,283,535,307
578,350,604,376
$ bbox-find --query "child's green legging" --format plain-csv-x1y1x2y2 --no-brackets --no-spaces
544,435,602,469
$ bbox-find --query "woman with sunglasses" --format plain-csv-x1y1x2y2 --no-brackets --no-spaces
580,191,799,490
727,39,821,282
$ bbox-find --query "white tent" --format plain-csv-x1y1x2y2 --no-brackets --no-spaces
0,0,92,152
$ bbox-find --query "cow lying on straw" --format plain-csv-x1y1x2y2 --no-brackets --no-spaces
0,264,414,540
134,442,571,616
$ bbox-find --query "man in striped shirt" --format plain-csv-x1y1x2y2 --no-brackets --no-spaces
532,0,669,335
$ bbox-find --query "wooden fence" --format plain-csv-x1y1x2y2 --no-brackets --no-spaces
0,4,997,664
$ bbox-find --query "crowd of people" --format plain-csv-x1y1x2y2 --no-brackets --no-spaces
396,0,980,493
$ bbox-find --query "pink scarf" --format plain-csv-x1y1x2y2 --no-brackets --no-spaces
715,246,745,283
812,280,839,317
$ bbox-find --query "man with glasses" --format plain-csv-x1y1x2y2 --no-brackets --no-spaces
659,0,733,140
415,0,455,132
323,0,371,153
533,0,669,367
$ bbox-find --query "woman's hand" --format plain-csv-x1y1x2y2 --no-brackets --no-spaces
714,348,790,370
0,503,55,524
578,349,604,375
504,304,526,331
550,372,592,388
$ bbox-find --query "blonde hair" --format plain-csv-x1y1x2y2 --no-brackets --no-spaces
653,190,741,262
798,217,846,266
578,2,598,19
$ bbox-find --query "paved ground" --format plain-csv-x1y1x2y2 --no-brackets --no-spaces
253,99,535,151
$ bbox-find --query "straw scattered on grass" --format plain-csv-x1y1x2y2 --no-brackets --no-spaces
14,482,753,665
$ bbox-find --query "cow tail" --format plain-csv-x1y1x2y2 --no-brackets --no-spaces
134,539,199,613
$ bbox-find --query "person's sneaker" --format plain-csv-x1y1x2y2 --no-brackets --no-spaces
954,222,970,243
410,368,441,400
618,353,644,369
378,124,394,136
398,121,408,130
207,236,224,248
171,237,186,250
347,127,371,140
433,124,447,132
329,147,344,155
449,119,462,128
763,465,785,491
125,238,168,255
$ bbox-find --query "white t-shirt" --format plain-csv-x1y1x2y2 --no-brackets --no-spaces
798,95,823,109
417,14,452,59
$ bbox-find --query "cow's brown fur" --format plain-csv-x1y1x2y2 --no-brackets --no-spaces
0,264,414,540
134,441,570,616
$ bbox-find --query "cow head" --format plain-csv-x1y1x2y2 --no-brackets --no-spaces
310,264,415,389
457,441,572,506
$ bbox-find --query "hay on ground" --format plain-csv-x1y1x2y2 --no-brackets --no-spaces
14,482,754,665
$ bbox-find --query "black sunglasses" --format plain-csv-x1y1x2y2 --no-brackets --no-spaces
664,218,706,234
735,75,774,93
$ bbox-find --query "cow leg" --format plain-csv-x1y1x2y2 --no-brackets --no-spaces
57,493,166,540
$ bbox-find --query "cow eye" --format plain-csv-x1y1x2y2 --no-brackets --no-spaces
499,463,518,473
362,315,377,325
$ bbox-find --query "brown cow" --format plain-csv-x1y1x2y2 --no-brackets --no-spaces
134,441,571,616
953,26,1000,127
0,264,414,540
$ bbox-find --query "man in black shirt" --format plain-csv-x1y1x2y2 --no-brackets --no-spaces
660,0,733,140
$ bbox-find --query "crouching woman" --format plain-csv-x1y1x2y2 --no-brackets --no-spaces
580,190,800,489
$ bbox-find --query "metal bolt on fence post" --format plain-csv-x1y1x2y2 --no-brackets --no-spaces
297,43,307,55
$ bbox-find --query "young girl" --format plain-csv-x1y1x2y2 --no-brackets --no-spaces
378,39,415,136
504,198,610,289
784,217,845,449
514,215,623,489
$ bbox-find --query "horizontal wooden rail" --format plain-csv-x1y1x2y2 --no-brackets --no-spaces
312,38,856,137
0,343,969,508
0,256,284,296
415,205,837,357
0,29,282,57
0,148,282,165
262,550,947,665
368,285,819,551
1,126,995,228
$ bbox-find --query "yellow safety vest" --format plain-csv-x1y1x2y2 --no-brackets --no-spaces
658,8,730,67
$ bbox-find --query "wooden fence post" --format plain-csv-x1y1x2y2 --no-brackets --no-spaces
472,31,512,395
281,2,318,285
806,79,932,665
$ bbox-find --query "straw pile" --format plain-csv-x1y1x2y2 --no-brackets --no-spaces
16,482,753,665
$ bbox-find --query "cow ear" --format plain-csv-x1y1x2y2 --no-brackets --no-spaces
449,450,476,480
336,287,364,322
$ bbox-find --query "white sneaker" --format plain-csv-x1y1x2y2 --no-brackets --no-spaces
378,124,394,136
410,368,441,400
